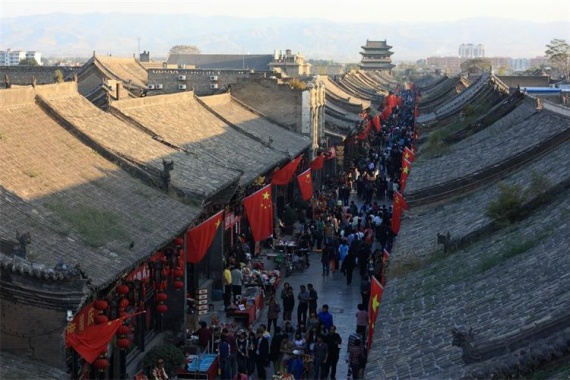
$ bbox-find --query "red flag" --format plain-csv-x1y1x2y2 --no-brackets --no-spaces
372,114,381,132
271,156,302,185
186,211,224,264
403,147,415,163
356,121,371,140
399,158,412,192
382,248,390,263
310,154,324,170
66,316,126,363
367,276,384,350
297,169,313,201
393,190,409,211
243,184,273,242
390,206,402,235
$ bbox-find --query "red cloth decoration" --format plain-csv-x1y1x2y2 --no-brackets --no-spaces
367,276,384,350
390,191,409,235
185,211,224,264
310,154,324,170
393,190,410,211
271,156,302,185
243,184,273,242
66,316,128,363
296,169,313,201
372,115,381,132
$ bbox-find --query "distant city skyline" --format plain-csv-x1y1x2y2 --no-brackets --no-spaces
2,0,569,23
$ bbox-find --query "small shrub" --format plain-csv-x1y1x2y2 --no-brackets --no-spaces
526,171,552,204
288,78,307,90
142,343,185,378
486,183,527,225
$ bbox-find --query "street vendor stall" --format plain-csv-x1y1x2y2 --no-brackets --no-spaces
242,266,281,297
176,353,218,379
226,286,264,326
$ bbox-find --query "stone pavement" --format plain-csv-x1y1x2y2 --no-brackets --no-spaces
205,191,381,379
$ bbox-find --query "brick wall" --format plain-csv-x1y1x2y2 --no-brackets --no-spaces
231,78,303,133
147,68,252,96
0,66,78,87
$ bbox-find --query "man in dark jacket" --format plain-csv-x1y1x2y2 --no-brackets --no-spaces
324,325,342,379
341,252,356,286
255,327,270,379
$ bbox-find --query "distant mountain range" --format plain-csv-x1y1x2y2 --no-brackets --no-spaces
1,13,567,63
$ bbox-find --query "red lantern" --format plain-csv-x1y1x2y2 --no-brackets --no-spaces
117,325,131,335
119,298,130,309
174,237,184,246
94,300,109,311
93,358,109,371
156,292,168,302
116,284,129,295
173,268,184,278
173,280,184,290
116,338,131,349
156,304,168,313
95,315,109,325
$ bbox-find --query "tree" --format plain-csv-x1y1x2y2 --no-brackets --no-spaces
460,58,492,74
54,69,64,83
168,45,201,55
545,38,569,79
19,58,38,66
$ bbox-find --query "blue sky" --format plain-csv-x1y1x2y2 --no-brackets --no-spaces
2,0,569,22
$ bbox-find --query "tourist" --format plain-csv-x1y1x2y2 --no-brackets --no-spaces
151,358,168,380
255,327,270,380
348,337,366,380
223,263,232,310
307,283,318,315
231,265,243,304
324,325,342,380
317,304,334,333
355,304,368,340
313,334,329,380
267,295,281,333
282,286,295,322
297,284,310,326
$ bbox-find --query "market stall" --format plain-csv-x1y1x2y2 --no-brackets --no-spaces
226,286,265,326
242,266,282,297
176,353,218,379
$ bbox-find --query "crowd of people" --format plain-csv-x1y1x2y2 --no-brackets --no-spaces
200,85,419,380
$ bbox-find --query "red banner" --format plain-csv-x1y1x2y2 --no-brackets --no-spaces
403,146,415,163
297,169,313,201
310,154,324,170
399,158,412,192
393,190,409,211
271,156,302,185
65,302,96,346
67,316,128,363
367,276,384,350
186,211,224,264
243,184,273,242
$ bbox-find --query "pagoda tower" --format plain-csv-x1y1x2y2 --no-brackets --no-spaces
359,39,395,72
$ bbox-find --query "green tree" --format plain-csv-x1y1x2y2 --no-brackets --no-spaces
545,38,570,79
19,58,38,66
54,69,64,83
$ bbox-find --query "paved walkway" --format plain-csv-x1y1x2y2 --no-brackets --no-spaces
207,191,384,379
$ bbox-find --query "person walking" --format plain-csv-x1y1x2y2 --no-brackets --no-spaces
267,295,280,333
341,251,356,286
231,265,243,304
217,334,231,380
282,286,295,322
324,325,342,380
321,242,334,276
307,283,319,316
360,276,371,309
348,337,366,380
223,263,232,310
255,327,270,380
313,334,329,380
317,304,334,333
297,284,309,326
355,304,369,340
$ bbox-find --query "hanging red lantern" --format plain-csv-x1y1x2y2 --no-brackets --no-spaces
116,284,129,295
174,237,184,246
94,299,109,311
172,268,184,278
116,337,131,350
156,304,168,313
93,358,109,371
95,315,109,325
117,325,131,335
173,280,184,290
119,298,130,309
156,292,168,302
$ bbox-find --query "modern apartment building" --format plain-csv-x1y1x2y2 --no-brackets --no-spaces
459,43,485,58
0,49,42,65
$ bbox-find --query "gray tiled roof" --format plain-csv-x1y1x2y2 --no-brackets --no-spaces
0,87,200,288
199,93,311,159
111,92,296,186
36,84,242,201
166,54,274,71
